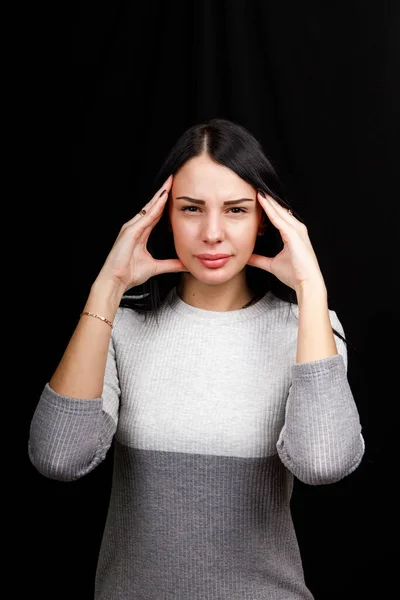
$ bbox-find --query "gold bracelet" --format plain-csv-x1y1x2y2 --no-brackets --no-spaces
80,311,113,328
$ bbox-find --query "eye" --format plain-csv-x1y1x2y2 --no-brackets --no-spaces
229,207,246,214
180,206,247,214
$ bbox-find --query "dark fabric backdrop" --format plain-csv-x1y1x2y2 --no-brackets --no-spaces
27,1,399,598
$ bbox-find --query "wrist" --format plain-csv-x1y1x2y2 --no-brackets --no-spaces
85,278,126,320
295,279,327,304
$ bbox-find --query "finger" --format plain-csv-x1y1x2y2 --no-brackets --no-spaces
147,174,173,210
257,192,294,229
153,258,189,276
141,185,172,228
247,253,273,273
124,175,173,228
136,174,173,219
268,196,297,224
259,192,298,223
115,187,169,247
130,189,171,243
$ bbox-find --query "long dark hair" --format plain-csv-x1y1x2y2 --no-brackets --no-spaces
121,118,354,352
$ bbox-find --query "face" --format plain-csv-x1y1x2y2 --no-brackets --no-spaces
168,154,264,285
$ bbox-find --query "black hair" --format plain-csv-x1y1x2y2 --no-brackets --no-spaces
120,118,354,352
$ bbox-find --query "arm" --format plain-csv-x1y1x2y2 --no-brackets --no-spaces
49,279,125,399
28,176,186,480
277,282,365,485
295,281,338,364
28,279,124,481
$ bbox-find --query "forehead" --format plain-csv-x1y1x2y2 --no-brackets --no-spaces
172,155,254,198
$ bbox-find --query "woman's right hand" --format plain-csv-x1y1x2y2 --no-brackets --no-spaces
95,175,187,292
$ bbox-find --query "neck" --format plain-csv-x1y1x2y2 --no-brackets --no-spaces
177,273,256,312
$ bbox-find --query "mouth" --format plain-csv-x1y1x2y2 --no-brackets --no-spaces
196,254,232,269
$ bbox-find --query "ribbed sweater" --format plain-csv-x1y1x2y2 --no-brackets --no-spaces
28,287,365,600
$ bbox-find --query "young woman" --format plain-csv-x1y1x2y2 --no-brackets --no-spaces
28,118,365,599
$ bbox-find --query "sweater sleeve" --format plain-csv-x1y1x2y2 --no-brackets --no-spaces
28,332,121,482
276,309,365,485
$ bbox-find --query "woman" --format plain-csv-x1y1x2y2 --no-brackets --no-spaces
28,118,365,599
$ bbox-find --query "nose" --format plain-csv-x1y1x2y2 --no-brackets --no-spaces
201,214,225,244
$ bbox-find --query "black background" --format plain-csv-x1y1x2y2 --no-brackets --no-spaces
26,1,399,598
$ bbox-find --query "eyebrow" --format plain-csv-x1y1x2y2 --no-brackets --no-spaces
175,196,255,206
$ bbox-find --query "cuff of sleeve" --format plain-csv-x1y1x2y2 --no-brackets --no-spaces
291,353,345,380
42,382,103,415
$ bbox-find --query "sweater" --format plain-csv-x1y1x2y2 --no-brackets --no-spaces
28,287,365,600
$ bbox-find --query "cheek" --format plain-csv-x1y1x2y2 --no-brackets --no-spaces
236,216,259,240
170,219,194,251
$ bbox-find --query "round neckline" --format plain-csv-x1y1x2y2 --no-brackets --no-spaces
165,286,277,323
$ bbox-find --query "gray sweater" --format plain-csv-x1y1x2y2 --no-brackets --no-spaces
28,287,365,599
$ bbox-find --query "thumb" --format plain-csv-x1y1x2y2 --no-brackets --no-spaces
153,258,189,276
247,253,273,273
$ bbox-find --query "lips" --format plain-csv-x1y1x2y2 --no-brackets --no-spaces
196,254,232,269
196,254,231,260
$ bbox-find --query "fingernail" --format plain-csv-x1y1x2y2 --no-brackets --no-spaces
258,190,266,198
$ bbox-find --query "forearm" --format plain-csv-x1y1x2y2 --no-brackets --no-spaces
277,353,365,484
49,279,125,399
295,281,338,364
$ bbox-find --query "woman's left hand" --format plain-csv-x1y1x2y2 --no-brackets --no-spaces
247,192,326,294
